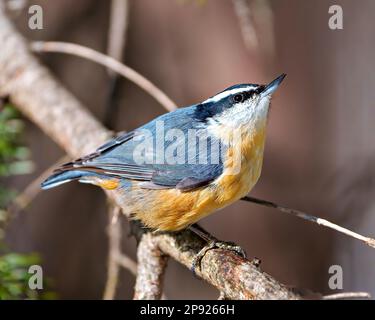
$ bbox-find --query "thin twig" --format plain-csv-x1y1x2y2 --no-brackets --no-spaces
323,292,371,300
104,206,140,299
113,252,137,276
30,41,177,112
103,3,134,297
232,0,258,51
104,0,130,128
242,196,375,249
7,155,69,217
134,232,168,300
103,205,122,300
107,0,129,75
251,0,275,60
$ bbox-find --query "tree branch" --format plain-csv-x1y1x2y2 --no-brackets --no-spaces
30,41,177,112
104,0,130,128
242,196,375,249
232,0,258,51
322,292,371,300
103,206,122,300
107,0,129,73
113,252,137,276
134,233,168,300
0,6,303,299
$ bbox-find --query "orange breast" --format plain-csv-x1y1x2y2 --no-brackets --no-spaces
125,123,267,231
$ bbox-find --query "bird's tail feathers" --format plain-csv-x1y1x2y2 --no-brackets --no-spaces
41,170,88,190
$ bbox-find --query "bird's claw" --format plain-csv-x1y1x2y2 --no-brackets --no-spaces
213,240,247,259
191,239,247,276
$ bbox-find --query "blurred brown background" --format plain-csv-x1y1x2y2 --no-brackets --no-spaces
5,0,375,299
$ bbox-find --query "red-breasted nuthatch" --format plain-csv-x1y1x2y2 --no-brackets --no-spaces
42,74,286,233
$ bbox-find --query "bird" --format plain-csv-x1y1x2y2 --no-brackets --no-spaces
41,74,286,238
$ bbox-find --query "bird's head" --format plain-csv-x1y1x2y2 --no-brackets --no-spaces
196,74,286,131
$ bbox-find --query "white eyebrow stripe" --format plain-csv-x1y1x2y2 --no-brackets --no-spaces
203,85,258,103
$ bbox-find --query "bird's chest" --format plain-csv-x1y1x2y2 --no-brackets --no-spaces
197,126,266,211
219,137,264,198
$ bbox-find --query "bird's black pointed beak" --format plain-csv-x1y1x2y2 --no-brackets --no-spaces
260,73,286,98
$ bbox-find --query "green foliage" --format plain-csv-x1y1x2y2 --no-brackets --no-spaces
0,103,55,300
0,253,37,299
0,253,57,300
0,104,33,178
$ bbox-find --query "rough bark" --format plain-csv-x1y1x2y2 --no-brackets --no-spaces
134,233,168,300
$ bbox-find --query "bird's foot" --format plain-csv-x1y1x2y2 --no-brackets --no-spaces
189,224,248,275
191,239,248,274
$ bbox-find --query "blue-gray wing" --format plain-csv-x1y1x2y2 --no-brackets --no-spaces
62,106,224,191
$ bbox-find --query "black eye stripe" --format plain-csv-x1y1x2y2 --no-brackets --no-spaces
231,86,266,103
232,90,254,103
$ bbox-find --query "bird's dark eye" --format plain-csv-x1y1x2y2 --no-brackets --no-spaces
233,93,244,103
